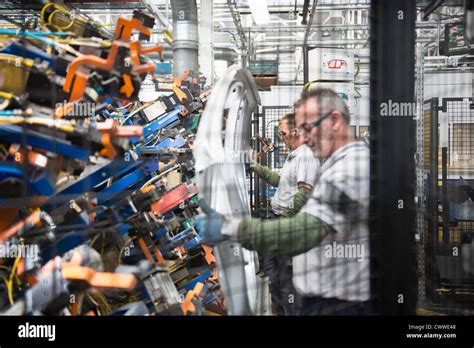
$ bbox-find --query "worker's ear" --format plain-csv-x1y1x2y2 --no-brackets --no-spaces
331,111,345,131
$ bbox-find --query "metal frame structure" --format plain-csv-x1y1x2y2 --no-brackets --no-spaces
250,105,293,218
423,98,441,304
2,0,466,85
419,96,474,311
415,41,427,306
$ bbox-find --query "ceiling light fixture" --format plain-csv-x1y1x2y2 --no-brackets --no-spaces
248,0,270,26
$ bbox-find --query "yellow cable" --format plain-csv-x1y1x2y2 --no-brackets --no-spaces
0,91,13,100
40,3,58,27
41,2,87,31
50,9,75,31
0,117,76,133
7,253,21,305
41,3,72,25
89,230,105,248
0,54,34,68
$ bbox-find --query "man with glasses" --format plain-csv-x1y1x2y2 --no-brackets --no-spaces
251,113,320,315
253,113,318,219
196,88,370,315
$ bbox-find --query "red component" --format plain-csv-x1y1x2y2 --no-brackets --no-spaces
150,183,199,215
95,119,143,138
327,59,348,69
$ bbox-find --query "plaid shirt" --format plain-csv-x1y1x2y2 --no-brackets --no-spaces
293,141,370,301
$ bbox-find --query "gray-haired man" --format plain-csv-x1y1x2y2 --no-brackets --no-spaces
196,88,370,315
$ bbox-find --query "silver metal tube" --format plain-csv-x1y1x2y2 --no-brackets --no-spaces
149,47,238,66
171,0,199,77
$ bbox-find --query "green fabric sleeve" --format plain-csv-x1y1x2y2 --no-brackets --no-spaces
254,163,280,187
281,187,313,218
236,212,329,257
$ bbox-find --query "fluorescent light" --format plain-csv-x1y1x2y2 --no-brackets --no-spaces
248,0,270,26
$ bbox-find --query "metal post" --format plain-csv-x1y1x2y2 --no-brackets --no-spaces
369,0,417,315
429,98,439,253
253,109,261,216
440,112,450,247
415,42,426,306
425,98,440,302
441,146,449,246
171,0,199,77
261,107,268,216
200,0,214,85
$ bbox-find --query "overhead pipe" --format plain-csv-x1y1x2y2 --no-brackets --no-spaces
150,47,238,66
213,47,239,65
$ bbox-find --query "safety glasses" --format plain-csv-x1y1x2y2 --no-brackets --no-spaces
298,110,334,134
277,128,297,138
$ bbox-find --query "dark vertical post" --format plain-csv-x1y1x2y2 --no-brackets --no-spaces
370,0,417,314
441,146,449,246
253,109,261,216
303,45,309,84
261,107,268,215
429,98,439,252
440,106,450,247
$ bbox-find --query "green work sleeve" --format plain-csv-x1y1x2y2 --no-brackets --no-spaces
254,163,280,187
236,212,330,257
281,187,313,218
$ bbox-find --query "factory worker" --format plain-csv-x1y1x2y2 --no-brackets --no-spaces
251,112,320,315
196,88,370,315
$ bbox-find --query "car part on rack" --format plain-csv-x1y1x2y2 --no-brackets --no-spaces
194,65,268,315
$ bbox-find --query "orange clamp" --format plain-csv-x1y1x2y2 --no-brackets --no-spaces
120,74,135,98
99,133,117,159
64,42,121,101
115,17,152,42
181,282,205,315
202,245,216,265
130,42,164,73
138,238,166,265
64,40,162,102
160,69,190,102
62,264,137,290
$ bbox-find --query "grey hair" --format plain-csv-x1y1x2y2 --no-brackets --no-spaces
298,87,351,124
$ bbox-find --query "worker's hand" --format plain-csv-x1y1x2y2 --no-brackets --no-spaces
244,152,258,174
194,200,226,245
245,161,256,174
